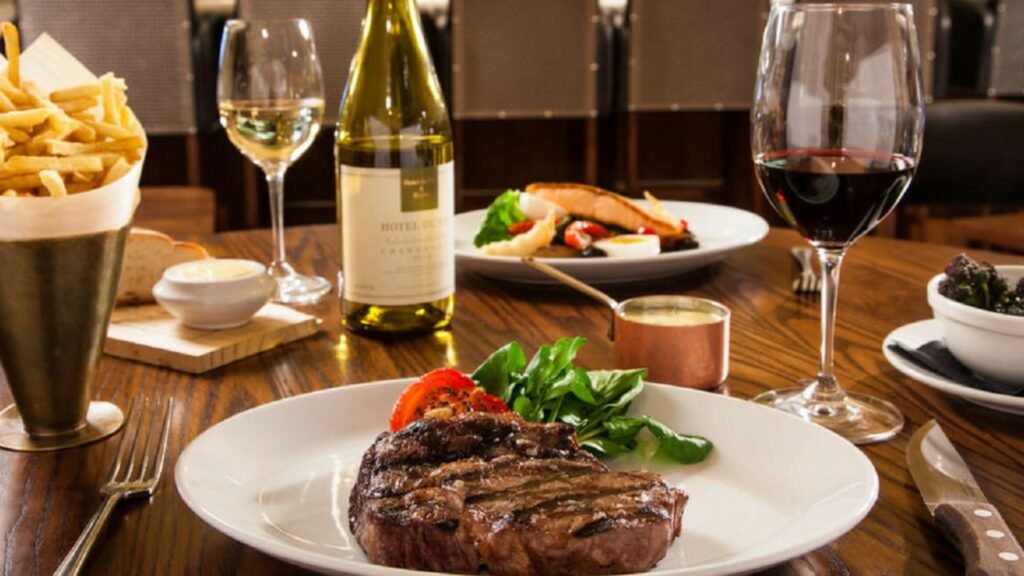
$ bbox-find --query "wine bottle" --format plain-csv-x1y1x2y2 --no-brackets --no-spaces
335,0,454,335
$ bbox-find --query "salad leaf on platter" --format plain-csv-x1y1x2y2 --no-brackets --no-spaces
470,341,526,401
472,190,526,247
470,337,712,464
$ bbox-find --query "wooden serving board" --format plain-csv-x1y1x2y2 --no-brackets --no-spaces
105,304,320,374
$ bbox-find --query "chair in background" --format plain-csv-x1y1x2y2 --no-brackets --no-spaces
899,99,1024,250
18,0,198,138
624,0,768,204
985,0,1024,98
18,0,216,233
451,0,603,210
135,187,216,237
237,0,364,126
799,0,939,101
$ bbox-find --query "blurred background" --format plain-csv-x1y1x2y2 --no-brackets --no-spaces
6,0,1022,252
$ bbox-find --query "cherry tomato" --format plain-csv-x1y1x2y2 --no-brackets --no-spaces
678,218,689,232
636,226,657,235
564,220,611,250
389,368,509,431
507,220,536,235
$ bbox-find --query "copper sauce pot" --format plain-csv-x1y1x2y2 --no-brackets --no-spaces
523,258,729,389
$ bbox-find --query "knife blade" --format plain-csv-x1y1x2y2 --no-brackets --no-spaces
907,420,1024,575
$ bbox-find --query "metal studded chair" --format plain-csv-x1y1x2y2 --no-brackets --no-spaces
18,0,197,136
985,0,1024,98
899,100,1024,248
19,0,217,233
237,0,364,126
451,0,603,209
624,0,768,202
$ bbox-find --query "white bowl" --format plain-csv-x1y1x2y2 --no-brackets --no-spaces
154,259,276,330
927,265,1024,385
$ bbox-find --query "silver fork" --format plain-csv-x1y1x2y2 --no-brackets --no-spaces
790,247,821,295
55,397,174,576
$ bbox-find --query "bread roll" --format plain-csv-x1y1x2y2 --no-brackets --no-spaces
116,228,209,305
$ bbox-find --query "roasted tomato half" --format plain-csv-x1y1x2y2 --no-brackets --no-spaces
507,220,536,236
389,368,509,431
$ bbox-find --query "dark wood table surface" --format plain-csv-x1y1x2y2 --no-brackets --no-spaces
2,225,1022,575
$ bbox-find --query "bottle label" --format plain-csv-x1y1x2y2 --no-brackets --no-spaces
340,162,454,306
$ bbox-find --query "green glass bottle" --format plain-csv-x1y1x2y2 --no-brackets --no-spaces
335,0,455,335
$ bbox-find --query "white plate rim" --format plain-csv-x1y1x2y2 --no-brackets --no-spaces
454,201,770,283
882,319,1024,414
175,379,879,576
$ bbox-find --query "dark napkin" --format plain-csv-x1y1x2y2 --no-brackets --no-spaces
887,340,1024,396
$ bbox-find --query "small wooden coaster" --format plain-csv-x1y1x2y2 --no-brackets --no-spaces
105,304,321,374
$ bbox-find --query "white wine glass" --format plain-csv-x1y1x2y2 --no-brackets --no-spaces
751,4,925,444
218,19,330,304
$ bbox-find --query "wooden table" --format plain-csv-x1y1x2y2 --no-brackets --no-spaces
2,225,1022,575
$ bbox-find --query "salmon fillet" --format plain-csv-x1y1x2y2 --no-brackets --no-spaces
524,182,682,236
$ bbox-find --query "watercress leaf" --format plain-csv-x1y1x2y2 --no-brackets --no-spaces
549,337,587,376
569,369,597,405
524,344,552,393
556,396,590,428
546,369,578,400
473,190,526,247
644,417,714,464
603,416,647,441
471,342,526,402
581,436,636,457
512,396,533,416
588,369,646,404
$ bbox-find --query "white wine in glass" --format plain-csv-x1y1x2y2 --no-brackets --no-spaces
218,19,331,305
220,98,324,165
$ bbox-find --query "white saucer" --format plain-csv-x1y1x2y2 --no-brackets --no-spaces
883,319,1024,416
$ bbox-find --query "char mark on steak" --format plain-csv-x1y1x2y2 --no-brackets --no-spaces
350,412,687,576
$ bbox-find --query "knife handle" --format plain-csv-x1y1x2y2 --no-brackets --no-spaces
934,501,1024,576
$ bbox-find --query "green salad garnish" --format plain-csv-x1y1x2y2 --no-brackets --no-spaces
472,189,526,247
471,337,713,464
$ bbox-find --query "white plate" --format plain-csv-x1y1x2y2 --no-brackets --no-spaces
176,379,877,576
883,319,1024,416
455,201,770,284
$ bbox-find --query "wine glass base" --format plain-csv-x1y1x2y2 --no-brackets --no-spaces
752,385,903,445
273,273,331,305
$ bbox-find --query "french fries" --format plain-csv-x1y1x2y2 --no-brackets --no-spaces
3,23,18,86
39,170,66,197
0,22,142,197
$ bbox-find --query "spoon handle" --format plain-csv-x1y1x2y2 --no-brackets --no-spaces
521,257,619,310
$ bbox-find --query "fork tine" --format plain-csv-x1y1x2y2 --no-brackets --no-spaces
137,398,172,482
134,399,159,481
106,397,139,484
121,398,152,482
150,399,174,486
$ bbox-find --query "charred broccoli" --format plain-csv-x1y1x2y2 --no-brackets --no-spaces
938,254,1023,316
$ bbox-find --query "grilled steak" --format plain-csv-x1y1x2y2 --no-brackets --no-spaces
349,412,687,575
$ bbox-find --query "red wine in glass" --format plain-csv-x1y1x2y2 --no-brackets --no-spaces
751,3,924,444
755,150,916,248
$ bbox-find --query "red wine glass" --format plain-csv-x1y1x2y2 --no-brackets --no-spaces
751,3,925,444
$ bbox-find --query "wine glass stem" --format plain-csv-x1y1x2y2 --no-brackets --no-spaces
265,166,288,270
812,247,847,403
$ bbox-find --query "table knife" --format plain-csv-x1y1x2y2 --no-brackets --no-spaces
907,420,1024,575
